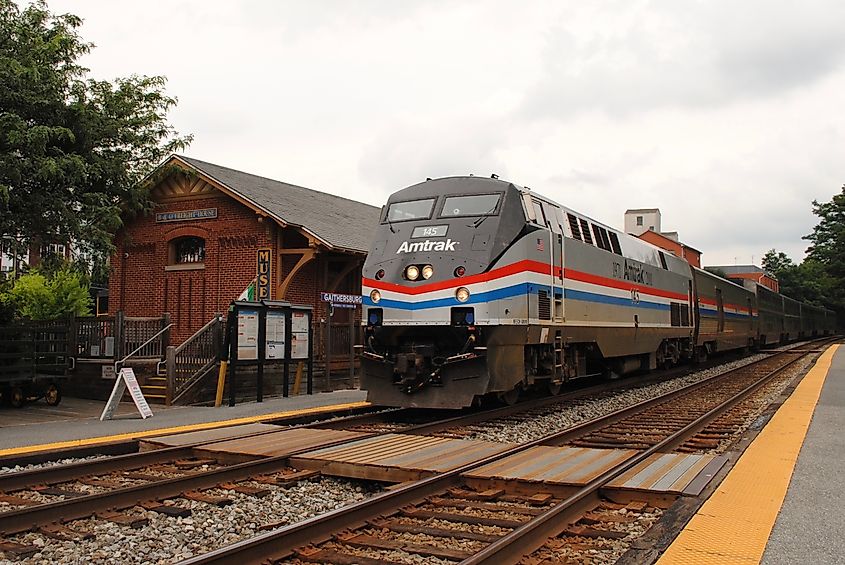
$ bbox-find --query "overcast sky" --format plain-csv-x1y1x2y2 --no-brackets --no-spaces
54,0,845,266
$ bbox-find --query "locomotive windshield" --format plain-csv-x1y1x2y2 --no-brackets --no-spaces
439,193,501,217
385,198,436,222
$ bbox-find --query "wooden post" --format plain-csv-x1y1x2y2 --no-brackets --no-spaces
348,315,354,386
114,310,125,362
214,314,233,408
257,307,266,403
161,312,172,354
307,312,314,395
165,345,176,406
325,307,332,392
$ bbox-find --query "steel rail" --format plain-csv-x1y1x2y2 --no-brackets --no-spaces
461,346,817,564
179,344,828,565
0,406,393,494
0,399,554,534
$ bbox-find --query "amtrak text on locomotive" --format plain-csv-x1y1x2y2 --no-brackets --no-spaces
396,239,459,253
612,259,654,286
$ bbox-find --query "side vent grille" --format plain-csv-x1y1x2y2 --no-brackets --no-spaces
567,213,582,241
579,219,593,245
670,302,681,326
680,304,690,326
538,290,551,320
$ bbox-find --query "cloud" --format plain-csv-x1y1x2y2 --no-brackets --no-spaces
520,0,845,119
60,0,845,268
358,118,511,195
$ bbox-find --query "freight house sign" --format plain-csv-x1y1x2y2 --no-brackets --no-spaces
155,208,218,222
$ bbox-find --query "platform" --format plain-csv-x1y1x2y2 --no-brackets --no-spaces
0,389,368,457
657,343,842,565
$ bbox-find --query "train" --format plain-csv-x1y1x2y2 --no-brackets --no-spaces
360,176,837,409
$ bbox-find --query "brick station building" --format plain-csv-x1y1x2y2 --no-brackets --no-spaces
109,155,380,346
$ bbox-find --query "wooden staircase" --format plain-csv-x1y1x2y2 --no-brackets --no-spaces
140,365,168,405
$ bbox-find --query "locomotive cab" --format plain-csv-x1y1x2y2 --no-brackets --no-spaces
361,177,531,407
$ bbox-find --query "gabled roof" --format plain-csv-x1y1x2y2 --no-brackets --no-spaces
167,155,380,254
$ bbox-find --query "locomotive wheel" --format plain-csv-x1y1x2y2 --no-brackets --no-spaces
45,384,62,406
10,386,25,408
547,381,563,395
498,387,520,406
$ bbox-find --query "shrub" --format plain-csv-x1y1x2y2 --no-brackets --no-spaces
1,268,92,320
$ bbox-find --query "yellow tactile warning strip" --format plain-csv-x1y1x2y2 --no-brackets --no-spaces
0,401,370,458
656,344,840,565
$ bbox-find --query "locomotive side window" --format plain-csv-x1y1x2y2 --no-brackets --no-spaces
385,198,436,222
609,231,622,254
440,194,501,218
591,224,611,251
599,227,612,251
532,200,546,225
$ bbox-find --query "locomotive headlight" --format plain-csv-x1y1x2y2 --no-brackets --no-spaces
405,265,420,281
422,265,434,279
369,289,381,303
456,287,470,302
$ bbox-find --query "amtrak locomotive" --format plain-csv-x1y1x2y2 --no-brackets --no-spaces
361,176,835,409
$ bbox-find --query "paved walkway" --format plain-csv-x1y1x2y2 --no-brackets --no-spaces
657,343,842,564
762,344,845,564
0,390,368,455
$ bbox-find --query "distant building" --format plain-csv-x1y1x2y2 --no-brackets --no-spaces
624,208,661,236
637,230,702,268
623,208,701,267
706,265,779,292
1,238,77,277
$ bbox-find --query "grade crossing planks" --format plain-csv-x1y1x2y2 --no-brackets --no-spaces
290,433,517,482
140,423,280,448
462,445,726,495
195,428,369,458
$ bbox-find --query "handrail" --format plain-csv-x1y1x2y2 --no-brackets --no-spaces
174,314,222,355
167,314,223,405
115,323,173,373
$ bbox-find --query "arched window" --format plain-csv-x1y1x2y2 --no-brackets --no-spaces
170,236,205,265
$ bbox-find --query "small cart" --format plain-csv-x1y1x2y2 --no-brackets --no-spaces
0,320,69,408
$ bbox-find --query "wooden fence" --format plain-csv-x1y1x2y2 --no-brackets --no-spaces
74,312,171,361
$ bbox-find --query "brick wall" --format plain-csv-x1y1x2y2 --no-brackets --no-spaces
109,192,364,345
110,195,276,344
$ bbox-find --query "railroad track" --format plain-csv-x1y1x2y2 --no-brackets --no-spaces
0,360,729,519
179,339,835,565
0,340,832,561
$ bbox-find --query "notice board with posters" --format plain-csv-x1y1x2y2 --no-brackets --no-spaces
237,308,260,360
290,311,310,359
265,310,286,360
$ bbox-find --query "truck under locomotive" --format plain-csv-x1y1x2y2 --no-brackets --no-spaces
360,176,835,409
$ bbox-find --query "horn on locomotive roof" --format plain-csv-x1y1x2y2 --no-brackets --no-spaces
491,173,499,179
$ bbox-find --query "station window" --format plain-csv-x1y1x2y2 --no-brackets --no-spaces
636,216,643,226
171,236,206,265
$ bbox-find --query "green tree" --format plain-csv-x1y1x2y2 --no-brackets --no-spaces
761,249,832,306
1,267,91,320
804,185,845,315
0,0,191,260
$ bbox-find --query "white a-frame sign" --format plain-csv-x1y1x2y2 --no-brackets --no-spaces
100,367,154,421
